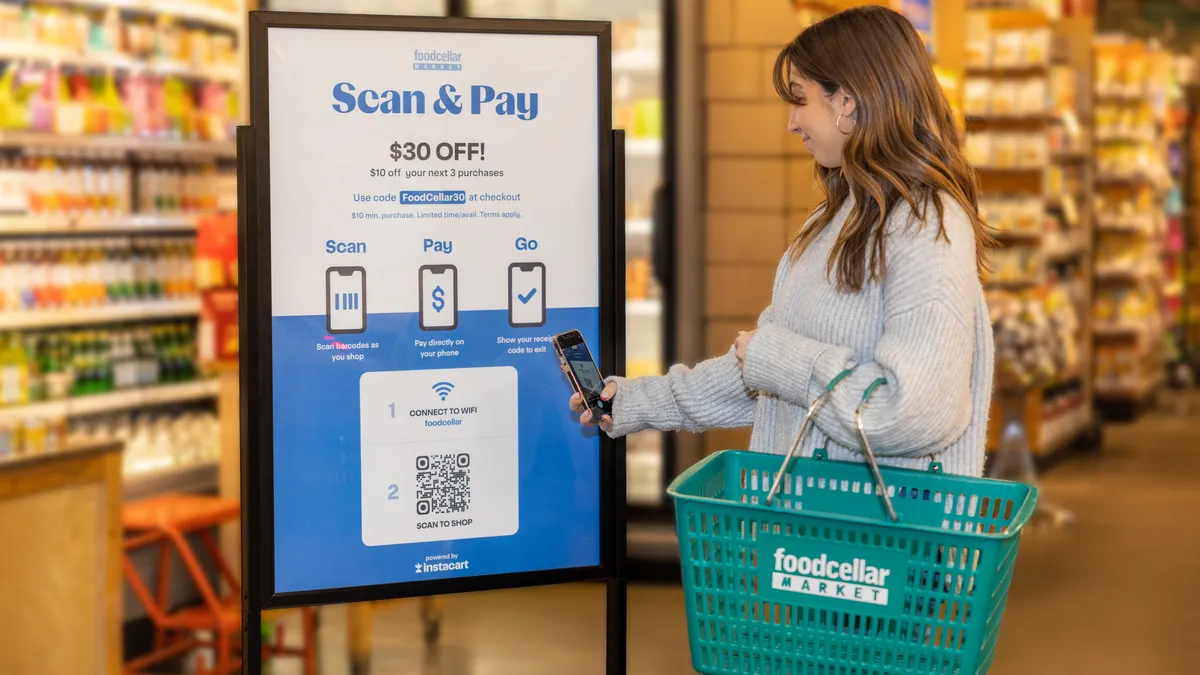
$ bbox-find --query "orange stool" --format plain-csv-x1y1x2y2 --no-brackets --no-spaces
122,494,316,675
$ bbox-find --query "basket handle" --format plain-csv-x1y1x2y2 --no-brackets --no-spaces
855,377,899,522
765,373,902,524
765,368,855,505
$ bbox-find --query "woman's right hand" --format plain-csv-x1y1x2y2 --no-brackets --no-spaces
563,365,616,433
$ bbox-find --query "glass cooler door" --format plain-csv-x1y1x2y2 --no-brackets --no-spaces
468,0,671,513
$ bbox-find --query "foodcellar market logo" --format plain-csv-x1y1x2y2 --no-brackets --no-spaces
414,48,463,71
771,547,894,606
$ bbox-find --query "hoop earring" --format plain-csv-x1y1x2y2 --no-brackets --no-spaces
836,114,855,135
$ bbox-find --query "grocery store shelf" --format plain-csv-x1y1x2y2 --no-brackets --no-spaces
1095,373,1164,401
0,213,210,234
992,229,1043,242
1096,214,1156,234
0,297,200,330
984,278,1041,290
40,0,242,32
1093,321,1158,340
625,138,662,157
0,41,241,85
1044,234,1087,261
124,460,219,500
964,64,1049,77
1095,264,1160,283
0,379,218,424
0,131,236,158
1038,402,1091,455
626,218,652,237
627,299,661,317
612,49,660,73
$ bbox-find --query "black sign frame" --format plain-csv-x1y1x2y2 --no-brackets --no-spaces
239,10,625,674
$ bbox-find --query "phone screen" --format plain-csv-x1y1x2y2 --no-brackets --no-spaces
558,331,608,411
419,265,458,331
508,262,545,327
326,266,366,334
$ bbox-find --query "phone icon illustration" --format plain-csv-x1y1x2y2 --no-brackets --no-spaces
326,266,366,334
508,262,545,328
419,265,458,331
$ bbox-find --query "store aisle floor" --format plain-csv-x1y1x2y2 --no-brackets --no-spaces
279,394,1200,675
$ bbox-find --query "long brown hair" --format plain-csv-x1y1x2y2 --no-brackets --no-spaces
772,5,992,292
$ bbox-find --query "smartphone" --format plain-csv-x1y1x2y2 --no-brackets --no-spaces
418,264,458,331
552,329,611,419
508,262,546,328
326,266,366,334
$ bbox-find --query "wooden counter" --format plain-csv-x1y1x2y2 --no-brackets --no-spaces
0,439,124,675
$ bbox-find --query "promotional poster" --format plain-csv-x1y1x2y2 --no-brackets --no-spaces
266,26,603,593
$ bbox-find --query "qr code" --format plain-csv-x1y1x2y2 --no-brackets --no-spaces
415,453,471,516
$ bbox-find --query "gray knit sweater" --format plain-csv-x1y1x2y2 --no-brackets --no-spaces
608,195,994,477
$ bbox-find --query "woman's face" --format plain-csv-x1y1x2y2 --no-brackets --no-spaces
786,74,856,168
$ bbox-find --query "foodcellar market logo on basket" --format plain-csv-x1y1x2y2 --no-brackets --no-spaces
770,546,896,607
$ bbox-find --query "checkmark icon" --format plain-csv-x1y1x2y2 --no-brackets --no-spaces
517,288,538,304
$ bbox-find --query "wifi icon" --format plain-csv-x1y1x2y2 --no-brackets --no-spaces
432,381,455,401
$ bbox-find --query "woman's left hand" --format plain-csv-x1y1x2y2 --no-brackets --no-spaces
734,330,756,362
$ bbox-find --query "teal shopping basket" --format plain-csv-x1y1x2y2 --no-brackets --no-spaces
667,373,1038,675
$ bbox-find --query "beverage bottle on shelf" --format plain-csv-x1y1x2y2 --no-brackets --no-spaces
0,244,8,313
25,333,46,403
140,328,160,385
80,239,102,306
97,330,113,393
54,240,74,307
113,165,130,214
30,242,51,309
45,331,73,400
145,238,163,299
12,243,33,310
0,332,29,406
70,332,89,396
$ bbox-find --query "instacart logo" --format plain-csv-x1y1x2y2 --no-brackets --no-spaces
772,548,893,606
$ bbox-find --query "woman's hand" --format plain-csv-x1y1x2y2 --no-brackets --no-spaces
563,365,615,433
734,330,757,362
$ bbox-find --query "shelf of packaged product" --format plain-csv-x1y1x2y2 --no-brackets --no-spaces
1043,233,1088,261
1037,400,1092,455
625,137,662,158
626,218,651,237
0,212,209,234
964,64,1049,78
123,459,218,500
0,131,236,158
984,278,1042,290
1094,372,1164,401
626,298,661,317
0,297,199,330
0,41,241,85
1093,320,1160,340
991,229,1043,242
38,0,243,33
1094,264,1162,283
1095,214,1158,234
0,378,217,424
612,49,660,74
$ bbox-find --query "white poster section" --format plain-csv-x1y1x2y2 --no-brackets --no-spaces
266,26,603,594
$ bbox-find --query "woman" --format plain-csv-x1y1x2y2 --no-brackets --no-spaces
573,5,995,477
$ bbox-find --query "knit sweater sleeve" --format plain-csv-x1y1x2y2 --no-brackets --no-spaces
741,200,979,457
603,348,757,437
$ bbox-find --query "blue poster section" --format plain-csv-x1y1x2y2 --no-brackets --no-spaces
271,307,601,593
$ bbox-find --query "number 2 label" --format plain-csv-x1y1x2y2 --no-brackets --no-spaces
387,484,398,500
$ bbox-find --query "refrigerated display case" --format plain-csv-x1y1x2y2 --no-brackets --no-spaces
465,0,685,578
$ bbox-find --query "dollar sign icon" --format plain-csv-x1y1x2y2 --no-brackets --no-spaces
390,141,403,161
431,286,445,313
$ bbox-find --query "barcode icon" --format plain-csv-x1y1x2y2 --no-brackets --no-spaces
335,292,360,310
